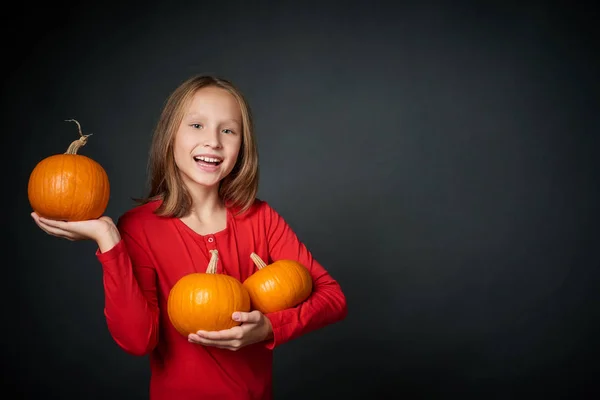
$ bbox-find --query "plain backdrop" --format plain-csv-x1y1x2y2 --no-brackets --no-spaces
4,1,599,399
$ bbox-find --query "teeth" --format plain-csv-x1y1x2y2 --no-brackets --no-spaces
194,156,221,163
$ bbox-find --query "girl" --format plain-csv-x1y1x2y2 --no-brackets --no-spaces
31,75,348,400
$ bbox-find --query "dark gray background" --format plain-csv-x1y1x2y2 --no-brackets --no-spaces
5,1,599,399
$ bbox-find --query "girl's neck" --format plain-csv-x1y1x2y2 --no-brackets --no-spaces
186,184,225,220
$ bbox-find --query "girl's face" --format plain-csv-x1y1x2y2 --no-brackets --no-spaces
173,86,243,192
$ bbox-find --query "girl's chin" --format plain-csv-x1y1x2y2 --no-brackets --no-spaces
189,179,221,189
179,173,221,190
180,167,233,189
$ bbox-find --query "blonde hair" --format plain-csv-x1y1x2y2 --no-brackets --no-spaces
138,75,259,217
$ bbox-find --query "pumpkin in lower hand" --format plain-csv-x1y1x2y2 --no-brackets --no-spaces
167,249,251,336
27,119,110,221
243,253,313,314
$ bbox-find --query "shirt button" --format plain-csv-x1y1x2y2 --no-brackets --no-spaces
207,237,214,243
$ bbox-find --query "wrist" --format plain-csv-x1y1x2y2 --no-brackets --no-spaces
96,226,121,253
263,315,274,341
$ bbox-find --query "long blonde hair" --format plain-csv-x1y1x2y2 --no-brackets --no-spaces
138,75,259,217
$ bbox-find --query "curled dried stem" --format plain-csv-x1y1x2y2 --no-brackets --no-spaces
64,119,93,154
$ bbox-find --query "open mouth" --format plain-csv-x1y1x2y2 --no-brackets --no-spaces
193,155,223,166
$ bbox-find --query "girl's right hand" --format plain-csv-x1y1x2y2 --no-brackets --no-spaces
31,212,121,252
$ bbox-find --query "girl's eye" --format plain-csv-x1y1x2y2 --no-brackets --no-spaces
222,129,234,134
191,124,203,129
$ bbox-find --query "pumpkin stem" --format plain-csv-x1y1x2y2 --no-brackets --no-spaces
250,252,267,269
206,249,219,274
64,119,93,155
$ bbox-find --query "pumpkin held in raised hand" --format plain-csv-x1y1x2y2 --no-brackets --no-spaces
27,119,110,221
243,253,313,314
167,249,251,336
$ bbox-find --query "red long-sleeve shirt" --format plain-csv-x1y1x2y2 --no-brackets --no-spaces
95,198,348,399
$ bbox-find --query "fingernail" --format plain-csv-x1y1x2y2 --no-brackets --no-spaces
232,312,240,321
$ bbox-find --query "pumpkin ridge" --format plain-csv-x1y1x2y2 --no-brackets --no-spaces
70,154,78,220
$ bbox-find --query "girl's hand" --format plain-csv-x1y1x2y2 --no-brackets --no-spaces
31,212,121,252
188,310,274,351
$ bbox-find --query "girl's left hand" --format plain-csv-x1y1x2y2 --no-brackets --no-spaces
188,310,273,351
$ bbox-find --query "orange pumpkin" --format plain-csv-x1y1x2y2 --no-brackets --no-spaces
167,249,251,336
27,119,110,221
243,253,313,314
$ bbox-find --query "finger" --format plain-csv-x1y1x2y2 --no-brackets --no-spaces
37,216,71,229
188,334,240,350
188,334,221,346
32,217,78,240
32,214,89,240
31,212,44,225
196,326,244,340
41,226,77,240
191,338,242,351
233,310,262,324
188,333,202,343
31,215,65,236
33,214,63,230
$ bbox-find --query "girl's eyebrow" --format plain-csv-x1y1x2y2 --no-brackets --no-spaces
184,113,241,125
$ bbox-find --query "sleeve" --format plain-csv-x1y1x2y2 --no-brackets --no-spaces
95,217,160,356
261,202,348,349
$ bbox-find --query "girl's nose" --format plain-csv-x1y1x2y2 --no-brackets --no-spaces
203,129,222,148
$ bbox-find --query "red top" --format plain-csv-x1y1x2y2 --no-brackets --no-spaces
95,198,348,400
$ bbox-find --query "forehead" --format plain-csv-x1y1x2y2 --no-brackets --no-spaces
184,86,241,119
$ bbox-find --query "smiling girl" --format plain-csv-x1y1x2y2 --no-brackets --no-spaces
31,75,348,400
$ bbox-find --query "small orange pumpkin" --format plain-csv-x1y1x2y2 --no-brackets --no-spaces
243,253,313,314
27,119,110,221
167,249,251,336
